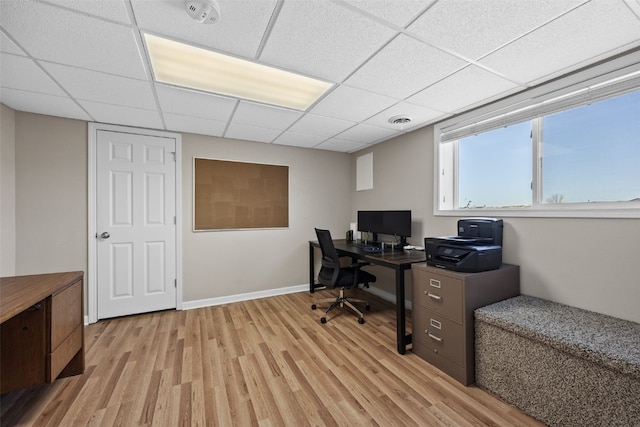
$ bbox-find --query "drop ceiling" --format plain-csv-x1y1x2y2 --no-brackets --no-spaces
1,0,640,153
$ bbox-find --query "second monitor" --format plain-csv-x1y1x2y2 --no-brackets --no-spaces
357,210,411,247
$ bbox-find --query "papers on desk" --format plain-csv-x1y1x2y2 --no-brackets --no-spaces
403,245,425,251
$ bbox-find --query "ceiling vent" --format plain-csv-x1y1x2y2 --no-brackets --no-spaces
388,115,412,127
185,0,221,24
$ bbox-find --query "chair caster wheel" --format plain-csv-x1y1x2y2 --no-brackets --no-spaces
320,317,327,324
311,304,317,310
358,318,365,324
365,304,371,311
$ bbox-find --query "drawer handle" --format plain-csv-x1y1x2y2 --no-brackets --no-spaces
26,303,43,311
427,332,442,342
429,279,441,288
426,292,442,301
430,319,442,330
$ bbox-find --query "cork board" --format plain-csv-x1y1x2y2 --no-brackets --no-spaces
194,158,289,230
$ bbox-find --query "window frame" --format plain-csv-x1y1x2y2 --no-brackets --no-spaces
434,54,640,219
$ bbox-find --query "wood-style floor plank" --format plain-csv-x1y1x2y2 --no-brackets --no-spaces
0,290,545,426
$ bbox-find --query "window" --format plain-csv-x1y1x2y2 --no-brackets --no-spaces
457,122,532,209
541,91,640,204
435,63,640,218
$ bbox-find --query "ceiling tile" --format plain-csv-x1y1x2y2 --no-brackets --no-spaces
364,101,444,131
232,101,303,130
42,0,132,24
288,114,355,137
0,32,25,55
345,34,468,99
408,0,584,60
225,123,281,143
0,88,90,121
79,101,163,129
260,0,396,81
163,113,227,137
309,85,397,122
156,84,236,121
407,65,521,113
314,138,368,153
480,0,640,84
1,54,66,96
272,131,327,149
343,0,435,28
42,62,156,110
131,0,277,59
336,123,400,143
0,1,147,79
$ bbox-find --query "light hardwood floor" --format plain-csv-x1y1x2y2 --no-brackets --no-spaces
0,290,544,426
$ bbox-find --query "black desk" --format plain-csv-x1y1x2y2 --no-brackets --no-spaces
308,239,426,354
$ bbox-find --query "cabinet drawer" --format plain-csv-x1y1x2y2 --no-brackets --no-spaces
413,270,462,322
413,342,469,386
47,324,82,382
50,280,82,351
413,309,464,367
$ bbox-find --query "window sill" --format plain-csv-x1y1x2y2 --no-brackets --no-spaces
435,206,640,219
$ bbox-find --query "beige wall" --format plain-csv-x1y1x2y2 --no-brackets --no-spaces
352,125,640,323
14,112,87,275
1,104,16,276
8,106,638,322
6,107,351,306
182,133,351,302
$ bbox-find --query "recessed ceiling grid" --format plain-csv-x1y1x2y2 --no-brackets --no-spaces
1,0,639,152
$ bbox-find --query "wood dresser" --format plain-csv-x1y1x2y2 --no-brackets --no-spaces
0,271,85,394
411,264,519,386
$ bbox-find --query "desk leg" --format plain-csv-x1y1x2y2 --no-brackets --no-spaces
396,267,411,354
309,243,315,293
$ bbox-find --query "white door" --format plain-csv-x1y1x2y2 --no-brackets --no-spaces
96,130,177,319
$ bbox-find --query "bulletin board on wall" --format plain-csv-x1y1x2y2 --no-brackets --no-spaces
193,158,289,231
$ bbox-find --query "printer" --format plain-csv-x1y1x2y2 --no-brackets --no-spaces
425,218,503,273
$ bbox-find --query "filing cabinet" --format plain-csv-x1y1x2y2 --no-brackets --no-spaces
411,264,519,385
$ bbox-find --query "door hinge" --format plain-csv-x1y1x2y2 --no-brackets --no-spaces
171,152,176,162
175,279,177,288
174,216,177,225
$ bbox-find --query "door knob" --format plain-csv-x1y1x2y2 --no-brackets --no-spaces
100,232,110,239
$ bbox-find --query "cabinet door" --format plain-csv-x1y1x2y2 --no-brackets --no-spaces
50,280,82,350
0,302,47,394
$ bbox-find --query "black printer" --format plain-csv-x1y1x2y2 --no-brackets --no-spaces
425,218,503,273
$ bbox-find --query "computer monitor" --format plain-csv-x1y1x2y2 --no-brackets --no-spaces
357,210,411,238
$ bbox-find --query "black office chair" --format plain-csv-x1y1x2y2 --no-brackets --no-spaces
311,228,376,324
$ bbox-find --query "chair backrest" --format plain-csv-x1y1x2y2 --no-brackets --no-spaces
315,228,341,286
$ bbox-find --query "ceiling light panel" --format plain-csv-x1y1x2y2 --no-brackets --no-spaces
144,34,333,111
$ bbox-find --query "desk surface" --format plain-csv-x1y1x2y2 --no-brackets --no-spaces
318,239,427,266
0,271,84,323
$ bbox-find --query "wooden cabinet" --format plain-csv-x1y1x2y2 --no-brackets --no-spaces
411,264,519,385
1,272,85,394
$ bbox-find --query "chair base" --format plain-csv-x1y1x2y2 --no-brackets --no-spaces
312,288,369,324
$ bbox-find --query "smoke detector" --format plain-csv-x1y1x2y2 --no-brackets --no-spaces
185,0,221,24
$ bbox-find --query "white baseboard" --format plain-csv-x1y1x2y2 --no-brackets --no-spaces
86,284,411,320
182,283,309,310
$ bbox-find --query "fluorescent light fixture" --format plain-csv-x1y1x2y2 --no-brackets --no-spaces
144,33,333,110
